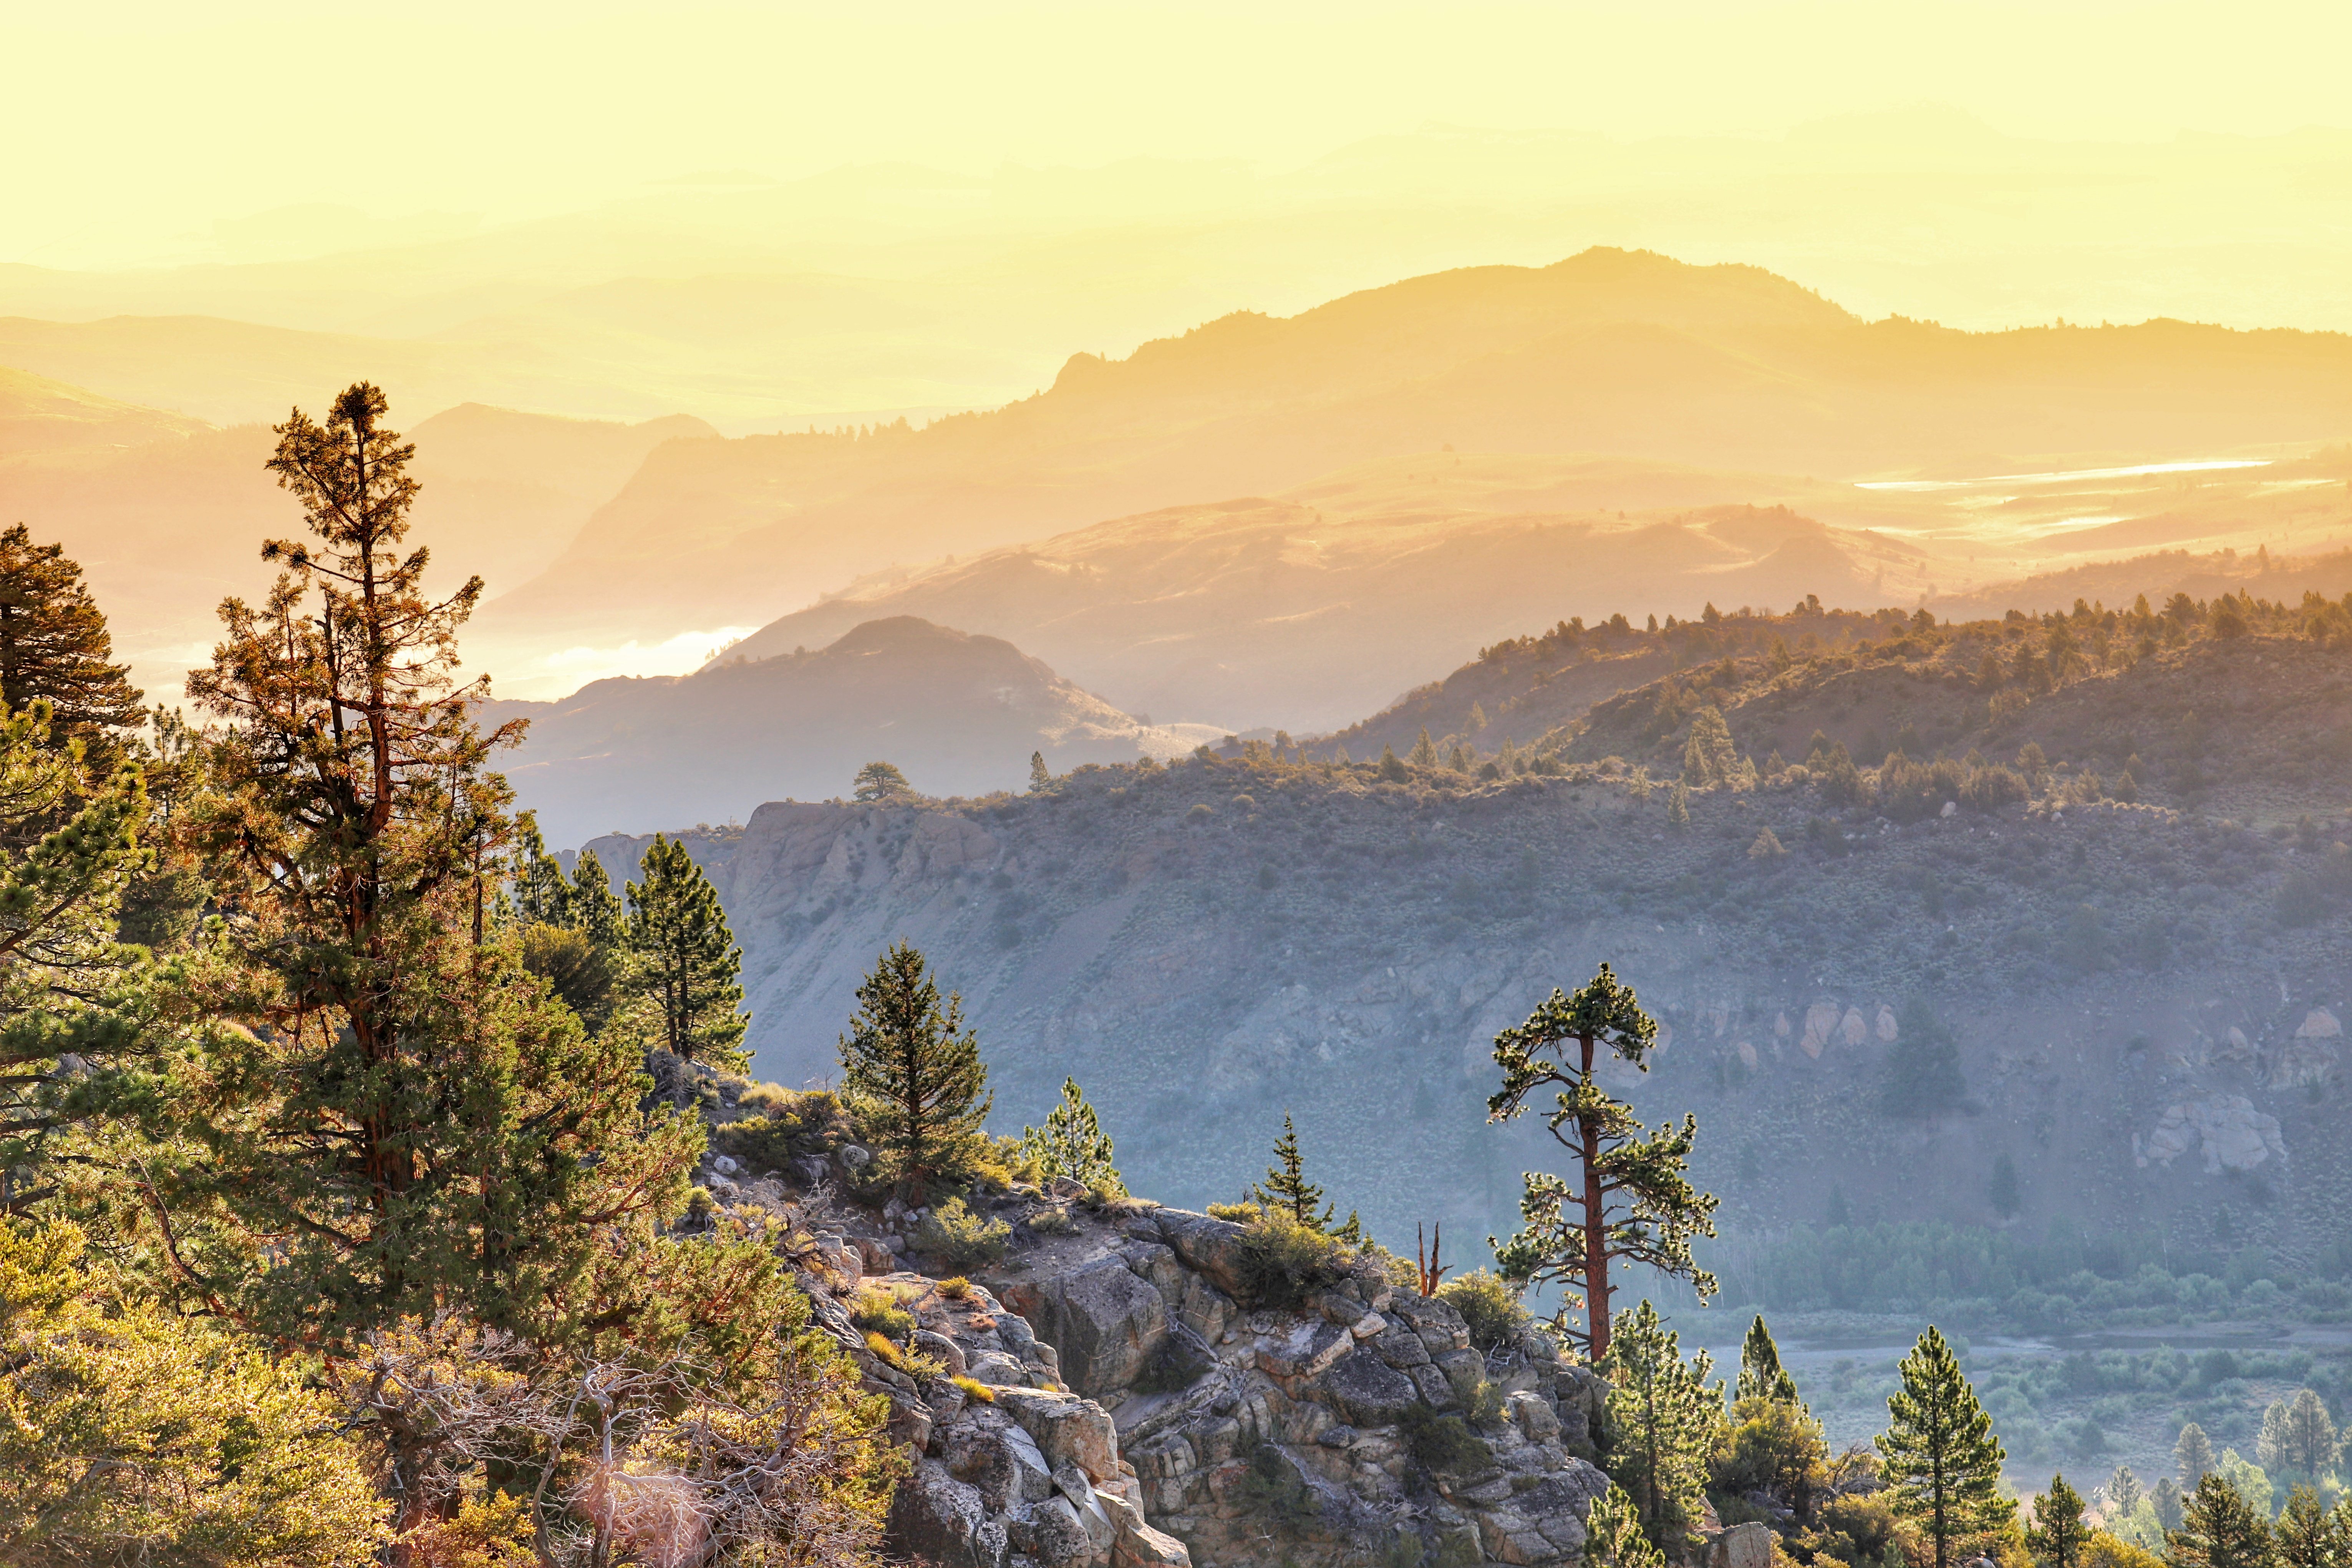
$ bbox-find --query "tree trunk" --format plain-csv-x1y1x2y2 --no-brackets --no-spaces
1579,1028,1612,1360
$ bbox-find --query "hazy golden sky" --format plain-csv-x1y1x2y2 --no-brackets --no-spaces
10,0,2352,267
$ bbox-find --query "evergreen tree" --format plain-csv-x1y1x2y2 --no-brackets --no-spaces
568,848,625,950
2169,1474,2274,1568
627,834,749,1074
2111,1469,2145,1517
1584,1482,1668,1568
2179,1425,2217,1489
0,700,149,1188
0,524,144,771
1682,706,1739,787
853,760,913,802
1409,727,1438,767
1603,1299,1723,1553
1017,1077,1120,1193
106,383,703,1349
1878,1326,2014,1568
1990,1153,2023,1218
2029,1475,2092,1568
2155,1480,2186,1533
2272,1486,2343,1568
1883,996,1966,1117
837,941,991,1197
1028,751,1052,792
1250,1112,1360,1241
1667,781,1691,827
1378,744,1408,782
1487,963,1718,1360
2258,1391,2339,1483
509,812,572,926
1738,1314,1802,1406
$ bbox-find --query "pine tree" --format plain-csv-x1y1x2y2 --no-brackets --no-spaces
1409,727,1438,767
509,812,572,926
2272,1485,2343,1568
0,524,144,772
2178,1424,2217,1489
1682,706,1739,787
1378,744,1408,782
627,834,749,1074
1251,1112,1361,1241
1028,751,1052,792
2170,1474,2274,1568
1879,1327,2014,1568
1667,781,1691,827
837,941,991,1197
1884,996,1966,1116
854,760,913,802
0,699,149,1188
110,383,703,1349
1738,1314,1802,1406
1584,1482,1668,1568
568,849,625,951
1487,963,1718,1360
2029,1475,2091,1568
2257,1391,2339,1483
1990,1153,2023,1218
1017,1077,1120,1193
1603,1299,1723,1553
2110,1468,2145,1517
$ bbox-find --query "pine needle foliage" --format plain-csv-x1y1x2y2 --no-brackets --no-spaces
2273,1485,2347,1568
852,761,913,802
627,833,749,1074
0,524,144,773
1017,1076,1121,1193
837,941,991,1197
1878,1326,2014,1568
1486,962,1718,1360
1583,1483,1668,1568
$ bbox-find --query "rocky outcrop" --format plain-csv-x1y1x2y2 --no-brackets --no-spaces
749,1139,1616,1568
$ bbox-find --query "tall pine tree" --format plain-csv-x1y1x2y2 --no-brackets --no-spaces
1878,1327,2014,1568
837,941,991,1197
2272,1486,2342,1568
2027,1475,2090,1568
1487,963,1718,1359
98,382,703,1351
1603,1299,1723,1554
568,848,624,950
627,834,749,1074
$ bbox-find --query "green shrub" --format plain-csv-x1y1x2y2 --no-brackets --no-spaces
712,1087,848,1172
1236,1212,1351,1310
913,1197,1011,1267
1027,1203,1078,1236
1400,1404,1494,1474
1436,1269,1530,1352
848,1286,913,1341
938,1275,973,1299
950,1374,997,1403
1206,1201,1263,1223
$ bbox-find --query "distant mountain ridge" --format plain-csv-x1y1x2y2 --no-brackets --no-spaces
487,246,2352,653
492,615,1187,845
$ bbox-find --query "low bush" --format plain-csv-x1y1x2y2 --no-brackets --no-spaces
848,1286,913,1341
1206,1201,1263,1223
1400,1404,1494,1474
712,1087,848,1172
914,1198,1011,1267
1236,1212,1352,1310
1027,1204,1079,1236
1436,1270,1530,1352
950,1374,997,1403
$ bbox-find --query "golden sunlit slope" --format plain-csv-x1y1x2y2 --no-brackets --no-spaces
0,387,714,698
487,248,2352,652
0,366,208,455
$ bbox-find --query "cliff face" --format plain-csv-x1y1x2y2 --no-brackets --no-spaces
622,754,2352,1275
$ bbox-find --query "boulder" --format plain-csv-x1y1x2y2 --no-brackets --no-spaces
1019,1496,1096,1565
1712,1520,1775,1568
1321,1348,1422,1425
891,1458,1006,1568
1114,1521,1194,1568
1151,1210,1253,1299
1034,1259,1171,1395
997,1387,1122,1483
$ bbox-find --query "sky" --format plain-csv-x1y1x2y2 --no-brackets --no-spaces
11,0,2352,267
